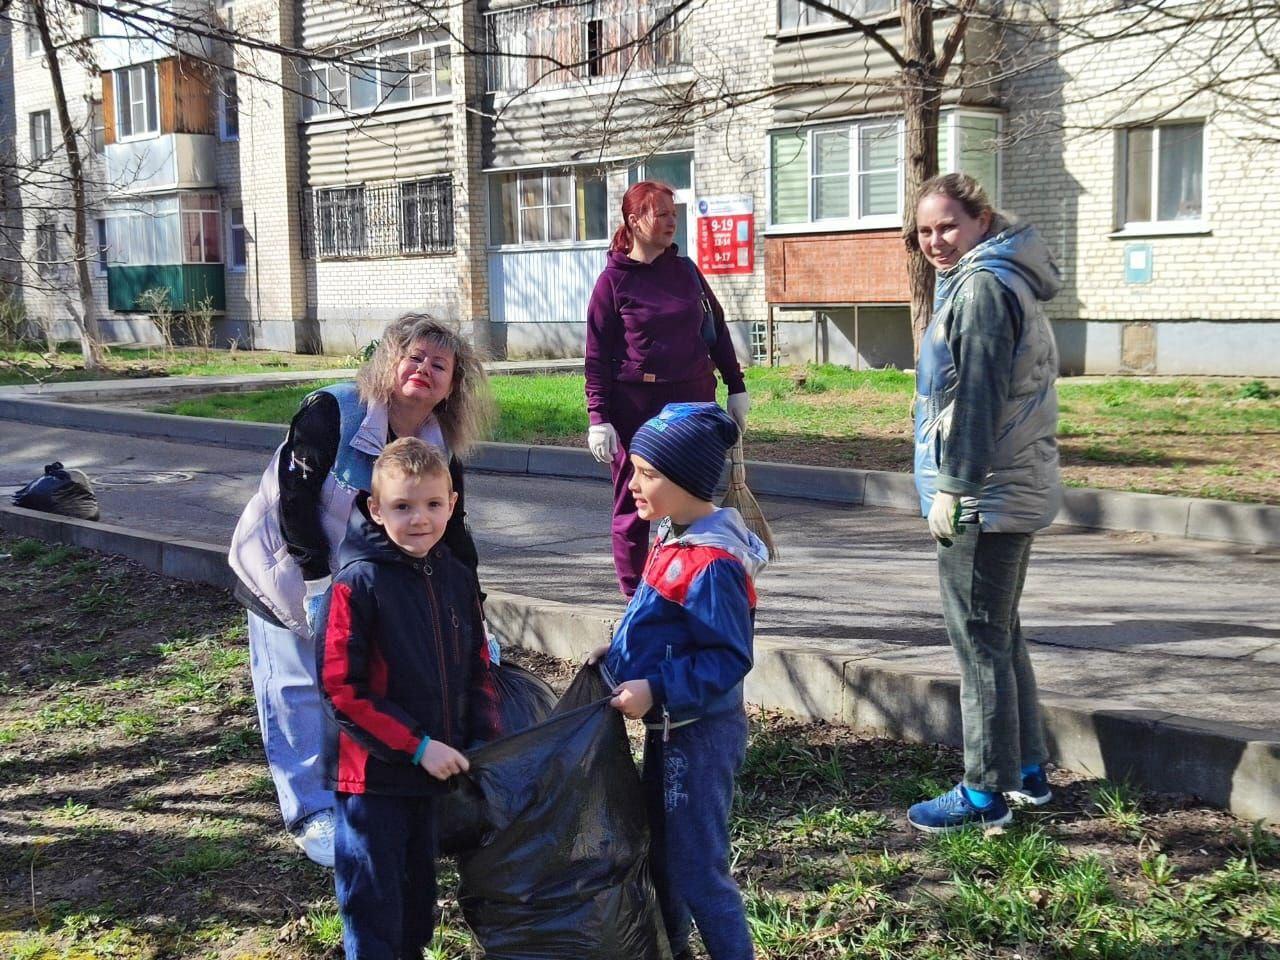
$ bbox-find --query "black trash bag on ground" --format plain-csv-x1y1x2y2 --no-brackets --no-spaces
12,462,100,521
438,660,559,855
453,663,671,960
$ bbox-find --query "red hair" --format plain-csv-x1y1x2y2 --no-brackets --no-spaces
610,180,676,253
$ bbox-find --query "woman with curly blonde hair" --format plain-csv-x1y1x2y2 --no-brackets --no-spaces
229,313,494,868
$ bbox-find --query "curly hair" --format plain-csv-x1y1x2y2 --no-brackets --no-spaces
355,313,494,458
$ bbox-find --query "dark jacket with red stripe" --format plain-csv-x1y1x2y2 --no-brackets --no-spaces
604,507,769,725
317,494,500,796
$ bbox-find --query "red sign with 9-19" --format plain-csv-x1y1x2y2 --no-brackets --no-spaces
696,197,754,275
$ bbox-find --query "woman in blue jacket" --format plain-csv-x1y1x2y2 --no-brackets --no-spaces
906,173,1063,834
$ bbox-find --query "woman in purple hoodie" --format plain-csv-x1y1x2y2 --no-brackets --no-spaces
585,180,749,597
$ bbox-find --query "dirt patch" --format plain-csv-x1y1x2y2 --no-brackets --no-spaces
1,536,1277,959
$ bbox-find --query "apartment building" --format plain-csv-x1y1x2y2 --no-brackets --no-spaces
5,0,1278,374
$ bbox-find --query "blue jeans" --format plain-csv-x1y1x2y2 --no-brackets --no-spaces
247,611,333,830
643,708,753,960
937,528,1049,793
335,792,438,960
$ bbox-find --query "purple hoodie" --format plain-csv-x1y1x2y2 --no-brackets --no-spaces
585,245,746,426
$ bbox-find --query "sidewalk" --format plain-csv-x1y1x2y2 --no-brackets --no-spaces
1,413,1277,821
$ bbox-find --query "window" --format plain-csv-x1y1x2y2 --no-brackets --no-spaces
812,129,849,220
769,119,902,226
1119,122,1204,228
488,166,610,246
303,181,455,258
521,170,573,243
485,2,684,92
938,112,1001,201
315,186,367,256
114,62,159,139
90,99,105,154
29,111,53,161
304,31,451,119
585,19,604,77
400,178,454,253
769,111,1000,229
93,218,109,276
181,194,223,264
778,0,893,31
228,206,247,270
859,121,899,217
36,221,59,276
83,3,100,37
105,196,180,265
749,320,768,363
25,2,40,57
219,70,240,140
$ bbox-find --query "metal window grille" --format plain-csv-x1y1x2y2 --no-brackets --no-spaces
301,178,454,259
749,320,768,364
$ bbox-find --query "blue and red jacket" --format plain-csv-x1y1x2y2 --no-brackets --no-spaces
605,507,769,726
317,494,500,796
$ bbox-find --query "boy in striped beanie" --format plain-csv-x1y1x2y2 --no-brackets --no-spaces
588,401,769,960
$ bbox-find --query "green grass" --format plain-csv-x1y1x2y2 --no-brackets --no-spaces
0,343,354,387
158,839,249,880
3,532,1278,960
152,368,1280,504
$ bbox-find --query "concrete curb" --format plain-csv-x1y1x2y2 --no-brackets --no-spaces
3,502,1276,823
2,396,1278,548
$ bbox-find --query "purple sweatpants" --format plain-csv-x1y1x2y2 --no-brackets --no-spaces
607,374,717,596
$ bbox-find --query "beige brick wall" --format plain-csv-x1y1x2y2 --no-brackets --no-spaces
1002,6,1280,324
685,0,774,334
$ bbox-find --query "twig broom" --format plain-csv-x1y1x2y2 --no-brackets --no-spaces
721,438,778,560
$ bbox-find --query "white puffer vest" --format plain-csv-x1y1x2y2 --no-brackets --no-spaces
227,381,445,637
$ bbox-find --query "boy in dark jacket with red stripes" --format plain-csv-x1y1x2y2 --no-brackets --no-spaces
317,437,499,960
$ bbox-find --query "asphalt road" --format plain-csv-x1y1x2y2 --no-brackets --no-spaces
2,417,1278,732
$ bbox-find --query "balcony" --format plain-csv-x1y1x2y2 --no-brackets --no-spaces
105,133,216,195
485,0,687,93
94,0,217,71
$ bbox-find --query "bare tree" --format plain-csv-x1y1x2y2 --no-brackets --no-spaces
4,0,1277,364
30,0,103,367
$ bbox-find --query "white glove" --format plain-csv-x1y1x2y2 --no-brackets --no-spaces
928,491,962,542
727,392,749,434
587,423,619,464
304,576,332,634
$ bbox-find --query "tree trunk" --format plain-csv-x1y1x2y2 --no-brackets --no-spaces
33,0,104,370
901,0,942,360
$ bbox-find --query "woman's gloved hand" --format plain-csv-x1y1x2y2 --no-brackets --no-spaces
727,392,750,434
587,423,619,464
304,576,332,634
928,491,962,543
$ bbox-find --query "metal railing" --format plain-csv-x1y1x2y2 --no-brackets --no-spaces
299,177,455,259
485,0,686,93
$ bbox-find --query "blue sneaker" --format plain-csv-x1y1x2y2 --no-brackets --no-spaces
907,784,1012,834
1007,767,1053,806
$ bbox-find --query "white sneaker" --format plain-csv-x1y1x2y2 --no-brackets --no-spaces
292,810,335,868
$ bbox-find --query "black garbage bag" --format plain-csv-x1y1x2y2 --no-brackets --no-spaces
454,663,671,960
12,462,100,521
438,661,560,855
489,660,559,737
